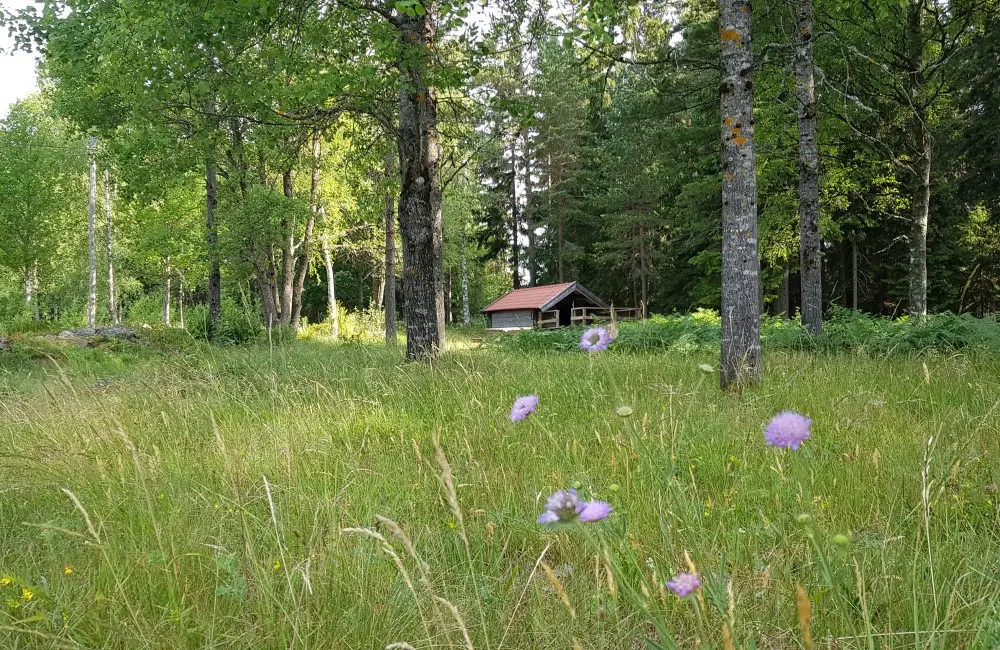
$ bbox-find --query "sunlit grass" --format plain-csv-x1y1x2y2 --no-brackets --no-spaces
1,331,999,648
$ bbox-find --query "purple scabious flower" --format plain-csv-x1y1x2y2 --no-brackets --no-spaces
579,327,612,352
764,411,812,450
537,489,613,524
510,394,539,422
666,572,701,597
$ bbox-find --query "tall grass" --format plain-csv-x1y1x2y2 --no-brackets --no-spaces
1,330,999,648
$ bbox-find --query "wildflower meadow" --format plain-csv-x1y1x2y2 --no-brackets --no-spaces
1,327,999,648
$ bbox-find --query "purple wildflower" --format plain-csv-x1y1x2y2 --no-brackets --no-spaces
510,394,539,422
665,572,701,597
537,489,613,525
579,327,612,352
578,500,613,522
764,411,812,450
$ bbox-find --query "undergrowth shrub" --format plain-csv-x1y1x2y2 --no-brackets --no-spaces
494,307,1000,356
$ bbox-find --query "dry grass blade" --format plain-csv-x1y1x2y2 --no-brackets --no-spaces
376,515,430,576
541,561,576,619
796,584,814,650
432,428,467,544
432,595,475,650
61,488,101,544
722,623,734,650
498,542,551,648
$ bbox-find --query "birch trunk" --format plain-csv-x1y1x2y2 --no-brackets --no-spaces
384,154,398,345
510,138,521,289
279,170,296,326
445,270,453,324
32,262,39,321
178,271,185,329
104,170,118,324
374,267,385,310
24,266,32,310
909,123,931,317
794,0,822,335
461,234,470,327
906,0,930,317
162,256,172,325
639,221,649,319
206,159,222,341
718,0,763,388
291,132,321,330
523,131,536,286
321,207,339,339
87,136,98,329
396,7,444,360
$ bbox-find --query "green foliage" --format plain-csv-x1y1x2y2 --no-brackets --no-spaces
496,310,1000,357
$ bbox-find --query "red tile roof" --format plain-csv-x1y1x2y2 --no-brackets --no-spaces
481,282,583,313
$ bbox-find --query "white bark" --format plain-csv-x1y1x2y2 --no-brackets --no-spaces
461,234,470,327
162,256,171,325
105,170,118,324
87,137,98,329
321,207,338,339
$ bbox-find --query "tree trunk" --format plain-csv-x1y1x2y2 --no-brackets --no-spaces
794,0,822,335
906,0,930,318
718,0,763,389
178,271,185,329
523,131,536,286
278,169,297,326
445,270,453,324
510,138,521,289
852,237,859,310
321,207,338,339
206,159,222,342
639,221,649,319
256,271,279,328
777,259,790,317
557,193,565,283
24,266,32,310
909,126,931,317
374,265,385,310
32,262,39,321
87,136,98,329
268,254,281,324
291,133,321,330
104,170,118,324
396,8,444,361
384,154,398,345
162,256,172,325
461,234,470,327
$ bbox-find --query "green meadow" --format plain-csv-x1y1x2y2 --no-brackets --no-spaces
1,331,999,648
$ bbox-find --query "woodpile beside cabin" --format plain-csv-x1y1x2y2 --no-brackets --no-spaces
481,282,640,331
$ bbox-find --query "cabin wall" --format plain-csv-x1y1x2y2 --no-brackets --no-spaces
489,310,535,330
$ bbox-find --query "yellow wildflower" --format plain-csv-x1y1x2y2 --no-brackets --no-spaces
21,587,33,601
0,576,11,587
64,566,74,576
272,561,281,571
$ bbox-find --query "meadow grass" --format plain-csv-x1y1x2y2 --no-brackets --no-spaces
1,330,999,648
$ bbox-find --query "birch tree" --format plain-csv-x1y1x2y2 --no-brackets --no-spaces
87,136,98,329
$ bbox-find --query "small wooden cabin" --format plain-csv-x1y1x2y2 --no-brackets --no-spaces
482,282,637,331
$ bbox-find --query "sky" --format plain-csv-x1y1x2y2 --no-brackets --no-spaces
0,0,40,118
